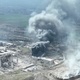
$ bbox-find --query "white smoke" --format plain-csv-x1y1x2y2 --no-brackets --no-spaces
28,0,80,78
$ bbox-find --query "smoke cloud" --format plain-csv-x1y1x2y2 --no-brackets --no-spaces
28,0,80,78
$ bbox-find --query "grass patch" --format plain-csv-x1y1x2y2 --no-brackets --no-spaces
0,14,30,28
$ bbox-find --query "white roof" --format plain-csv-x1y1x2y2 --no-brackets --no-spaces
33,57,53,61
0,50,16,56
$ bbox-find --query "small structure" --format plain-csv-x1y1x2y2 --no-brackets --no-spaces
23,64,36,72
34,57,54,68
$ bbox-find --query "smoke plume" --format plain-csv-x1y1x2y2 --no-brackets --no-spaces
28,0,80,78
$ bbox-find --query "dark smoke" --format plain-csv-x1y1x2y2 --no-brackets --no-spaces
28,0,80,78
28,12,67,43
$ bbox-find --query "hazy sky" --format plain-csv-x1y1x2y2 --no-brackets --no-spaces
0,0,50,9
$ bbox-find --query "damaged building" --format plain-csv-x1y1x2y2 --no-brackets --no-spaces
0,53,13,69
0,46,18,69
31,41,49,57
